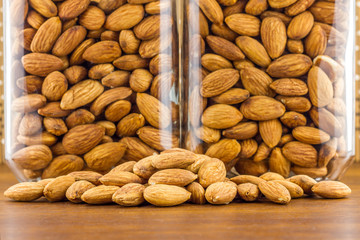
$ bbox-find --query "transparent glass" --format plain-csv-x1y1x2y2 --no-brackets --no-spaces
4,0,179,181
182,0,355,180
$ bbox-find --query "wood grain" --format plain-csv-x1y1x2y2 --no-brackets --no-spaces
0,164,360,240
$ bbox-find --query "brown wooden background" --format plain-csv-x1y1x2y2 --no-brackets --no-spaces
0,2,359,164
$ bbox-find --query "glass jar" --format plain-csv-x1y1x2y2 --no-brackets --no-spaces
182,0,355,179
4,0,179,181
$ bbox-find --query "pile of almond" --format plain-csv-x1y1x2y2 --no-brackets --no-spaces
4,149,352,206
10,0,180,180
183,0,350,179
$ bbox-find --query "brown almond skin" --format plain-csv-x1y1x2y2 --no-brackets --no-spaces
235,159,268,176
81,185,120,204
205,182,237,205
12,145,53,170
30,17,62,53
58,0,91,21
266,54,312,78
29,0,57,18
144,184,191,207
269,147,291,178
240,67,275,97
312,181,351,199
84,143,126,171
120,137,158,162
240,96,286,121
258,181,291,204
205,139,241,163
202,104,243,129
287,175,317,195
42,71,68,102
66,180,95,203
287,11,314,40
4,182,44,202
22,53,64,77
43,175,76,202
225,13,260,36
198,158,227,188
206,35,245,61
282,141,318,168
198,0,224,24
222,122,258,140
68,171,103,185
236,36,271,67
200,69,240,98
148,169,198,187
117,113,145,137
83,41,122,64
231,175,266,186
237,183,260,202
271,180,304,198
42,155,84,179
137,126,179,151
112,183,146,207
100,171,143,187
261,17,287,59
186,182,206,205
52,26,87,57
133,156,158,179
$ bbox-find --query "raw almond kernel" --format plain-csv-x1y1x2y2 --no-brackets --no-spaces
137,126,179,151
285,0,316,17
186,154,213,174
194,126,221,144
58,0,91,20
42,155,84,179
43,175,76,202
68,171,103,185
29,0,57,18
17,132,57,146
276,95,312,113
240,96,286,121
260,11,292,26
102,70,130,88
258,181,291,204
98,0,126,13
211,88,250,105
266,54,312,78
198,158,226,188
225,13,260,36
201,54,233,72
105,100,131,122
318,138,338,167
100,171,143,187
70,38,95,65
280,111,307,129
117,113,145,137
270,78,308,96
150,72,176,99
235,159,268,176
83,41,122,63
16,75,43,93
84,143,126,171
307,66,333,108
291,166,328,178
268,0,297,8
112,183,146,207
223,0,246,17
236,36,271,68
309,107,342,137
259,119,282,148
240,67,274,97
253,142,272,162
66,180,95,203
287,175,317,195
198,0,223,24
210,23,238,42
129,69,153,93
52,26,87,57
151,151,197,169
79,6,106,30
22,53,64,77
305,25,327,59
200,68,239,97
66,109,95,129
287,39,304,54
245,0,268,15
312,181,351,199
282,141,318,168
64,66,87,85
105,4,144,31
278,134,295,147
60,80,104,110
145,1,170,15
62,124,105,155
326,98,346,116
238,139,258,159
42,71,68,102
38,102,71,118
90,87,132,116
89,64,114,80
222,122,258,140
292,126,331,145
136,93,171,129
12,145,52,170
230,175,266,185
120,137,158,162
144,184,191,207
119,30,141,54
271,180,304,198
134,15,171,40
186,182,206,205
261,17,287,59
287,11,314,40
81,185,120,204
30,17,62,53
206,35,244,61
260,172,285,181
148,169,198,187
237,183,260,202
205,182,237,205
4,182,44,202
269,148,291,177
110,161,137,174
313,55,344,82
133,156,158,179
19,112,42,136
202,104,243,129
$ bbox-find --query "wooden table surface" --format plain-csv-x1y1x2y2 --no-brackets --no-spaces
0,164,359,240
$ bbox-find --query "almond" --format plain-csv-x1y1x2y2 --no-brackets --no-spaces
42,155,84,179
313,55,344,83
202,104,243,129
239,139,258,159
151,151,197,169
105,4,145,31
222,122,258,140
266,54,312,78
17,132,57,146
22,53,64,77
287,11,314,39
137,126,179,151
66,109,95,129
270,78,308,96
280,111,307,129
104,100,131,122
304,25,327,59
120,137,158,162
259,119,282,148
79,6,106,30
110,161,137,174
200,68,239,97
133,156,158,179
205,139,241,163
240,96,286,121
43,175,76,202
194,126,221,144
102,70,130,88
291,166,328,178
198,0,224,24
83,41,122,63
52,26,87,57
271,180,304,198
318,138,338,167
268,0,297,8
66,180,95,203
60,80,104,110
16,75,43,93
58,0,91,20
225,13,260,36
19,113,43,136
198,158,227,188
205,182,237,205
186,182,206,205
211,88,250,105
253,142,272,162
245,0,268,16
12,145,52,170
261,17,287,59
89,64,114,80
81,185,120,204
230,175,266,185
201,54,233,72
236,36,271,67
117,113,145,137
30,17,62,53
282,141,318,168
70,38,95,65
68,171,103,185
206,35,244,61
287,39,304,53
84,142,126,171
186,154,213,174
311,181,351,199
276,95,312,113
292,126,331,144
134,14,172,40
235,159,268,176
4,182,44,202
112,183,146,206
309,107,342,137
285,0,315,16
148,169,197,187
287,175,317,195
258,181,291,204
144,184,191,207
42,71,68,101
38,102,71,118
240,67,274,97
119,30,141,54
29,0,57,18
237,183,260,202
260,172,285,181
129,69,153,93
62,124,105,155
100,171,143,187
307,66,333,107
